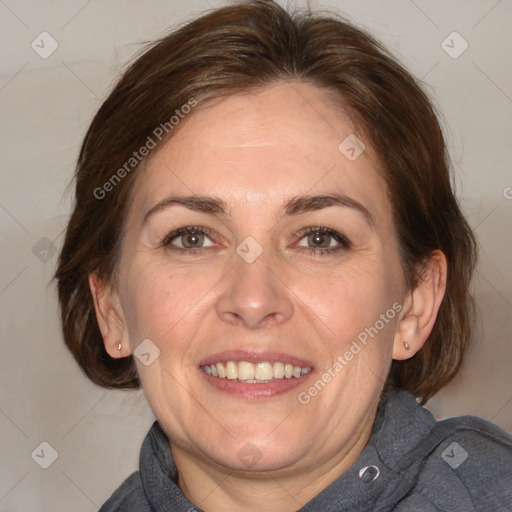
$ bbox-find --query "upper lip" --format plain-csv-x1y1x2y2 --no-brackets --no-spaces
198,349,314,369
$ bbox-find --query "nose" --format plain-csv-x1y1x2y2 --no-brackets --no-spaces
214,249,294,329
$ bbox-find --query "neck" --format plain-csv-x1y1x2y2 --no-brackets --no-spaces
171,413,376,512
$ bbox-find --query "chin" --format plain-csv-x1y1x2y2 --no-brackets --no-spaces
198,431,309,474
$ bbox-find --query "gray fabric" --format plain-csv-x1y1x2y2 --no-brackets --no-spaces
99,388,512,511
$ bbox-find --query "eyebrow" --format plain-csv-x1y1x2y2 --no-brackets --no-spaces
143,196,228,224
143,193,373,227
284,194,373,226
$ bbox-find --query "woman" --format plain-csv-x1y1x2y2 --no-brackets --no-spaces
55,0,512,510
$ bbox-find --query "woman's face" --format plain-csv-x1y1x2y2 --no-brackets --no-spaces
112,82,408,474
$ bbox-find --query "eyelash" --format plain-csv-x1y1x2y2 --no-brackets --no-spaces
160,226,351,256
160,226,214,255
296,227,351,255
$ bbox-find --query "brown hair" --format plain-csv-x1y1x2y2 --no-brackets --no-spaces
55,0,477,402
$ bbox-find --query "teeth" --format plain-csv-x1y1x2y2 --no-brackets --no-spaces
202,361,312,382
237,361,255,381
225,361,237,380
273,362,284,379
255,362,273,380
216,363,226,379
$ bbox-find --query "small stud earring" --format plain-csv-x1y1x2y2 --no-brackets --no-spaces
117,343,122,350
403,341,410,350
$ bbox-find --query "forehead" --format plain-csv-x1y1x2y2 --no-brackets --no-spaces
132,82,391,223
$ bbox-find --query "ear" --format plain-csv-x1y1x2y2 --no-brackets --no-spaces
89,273,132,358
393,250,447,360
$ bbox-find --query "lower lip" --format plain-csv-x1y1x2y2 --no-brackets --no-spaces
200,370,315,400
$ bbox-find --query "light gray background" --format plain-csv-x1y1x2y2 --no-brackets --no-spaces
0,0,511,510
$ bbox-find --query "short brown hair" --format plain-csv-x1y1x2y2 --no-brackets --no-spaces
55,0,477,402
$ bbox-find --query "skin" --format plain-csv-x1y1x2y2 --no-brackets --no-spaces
90,81,447,512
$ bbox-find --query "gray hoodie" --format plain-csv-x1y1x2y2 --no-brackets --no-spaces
99,388,512,511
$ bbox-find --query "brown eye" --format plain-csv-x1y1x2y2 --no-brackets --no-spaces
180,231,205,248
162,227,216,250
297,227,351,254
306,231,333,248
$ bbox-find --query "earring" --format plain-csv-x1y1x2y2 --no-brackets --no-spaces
117,343,122,350
403,341,410,350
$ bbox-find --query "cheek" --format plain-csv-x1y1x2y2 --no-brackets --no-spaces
291,262,400,354
119,259,218,343
119,261,173,340
298,263,393,318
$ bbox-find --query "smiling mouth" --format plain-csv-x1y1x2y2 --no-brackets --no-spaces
201,361,312,383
